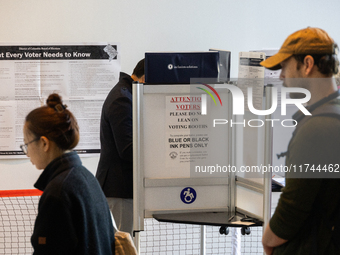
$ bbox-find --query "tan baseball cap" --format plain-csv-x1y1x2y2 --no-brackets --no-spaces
260,27,334,70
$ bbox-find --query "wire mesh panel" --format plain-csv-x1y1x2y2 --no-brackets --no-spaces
140,218,201,255
140,219,264,255
0,190,41,255
0,190,270,255
240,227,263,254
206,225,232,254
206,225,264,255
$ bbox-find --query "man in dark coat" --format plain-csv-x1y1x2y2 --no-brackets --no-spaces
96,59,144,236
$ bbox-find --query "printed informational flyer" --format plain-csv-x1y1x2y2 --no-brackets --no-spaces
0,43,120,158
165,95,210,166
251,49,280,80
238,51,265,111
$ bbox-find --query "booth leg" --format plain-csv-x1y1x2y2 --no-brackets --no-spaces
200,225,206,255
231,227,241,255
134,231,140,254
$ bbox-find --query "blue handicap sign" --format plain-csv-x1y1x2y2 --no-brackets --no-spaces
180,187,197,204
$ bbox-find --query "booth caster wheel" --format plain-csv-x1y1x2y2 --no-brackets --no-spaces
241,226,251,235
219,226,229,235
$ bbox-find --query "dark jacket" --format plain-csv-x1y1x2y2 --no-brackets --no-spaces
96,72,133,198
271,92,340,255
32,151,115,255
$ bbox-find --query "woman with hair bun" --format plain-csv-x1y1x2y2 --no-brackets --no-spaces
21,93,115,255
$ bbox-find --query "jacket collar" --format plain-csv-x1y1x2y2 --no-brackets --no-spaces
34,151,82,191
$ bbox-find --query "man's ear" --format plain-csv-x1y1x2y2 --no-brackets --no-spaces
40,136,50,152
303,55,315,76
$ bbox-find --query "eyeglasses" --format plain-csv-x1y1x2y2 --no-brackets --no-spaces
20,137,40,154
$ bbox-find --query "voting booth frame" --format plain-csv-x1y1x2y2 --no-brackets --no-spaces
132,82,273,254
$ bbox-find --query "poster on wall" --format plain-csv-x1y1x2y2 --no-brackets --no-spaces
0,43,120,158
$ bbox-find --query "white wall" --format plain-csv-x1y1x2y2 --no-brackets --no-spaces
1,0,340,190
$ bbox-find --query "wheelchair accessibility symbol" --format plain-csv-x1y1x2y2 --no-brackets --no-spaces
180,187,197,204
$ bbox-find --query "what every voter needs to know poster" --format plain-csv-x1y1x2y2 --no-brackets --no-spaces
0,43,121,158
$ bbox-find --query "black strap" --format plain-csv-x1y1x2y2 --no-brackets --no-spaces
276,151,288,160
278,90,340,159
292,90,340,123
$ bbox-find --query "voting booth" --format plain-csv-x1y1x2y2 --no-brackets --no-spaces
132,80,274,254
131,51,274,254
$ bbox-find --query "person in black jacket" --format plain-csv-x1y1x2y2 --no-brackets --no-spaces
96,59,145,236
21,93,115,255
